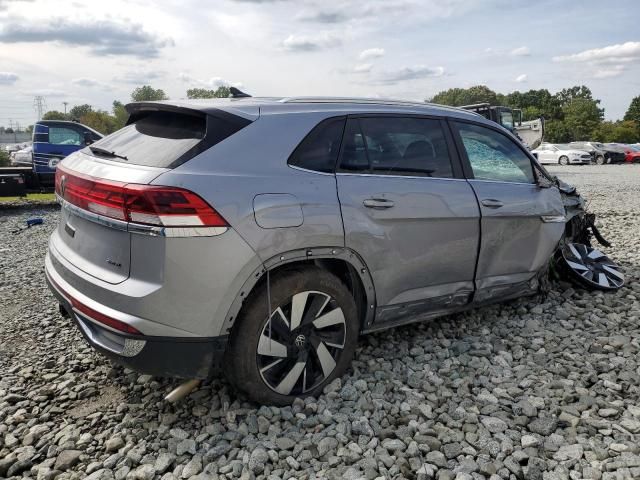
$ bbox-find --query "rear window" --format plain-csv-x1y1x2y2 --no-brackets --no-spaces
87,110,248,168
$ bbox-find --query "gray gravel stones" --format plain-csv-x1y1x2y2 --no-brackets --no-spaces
1,166,640,479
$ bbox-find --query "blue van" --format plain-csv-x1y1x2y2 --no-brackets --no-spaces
32,120,103,183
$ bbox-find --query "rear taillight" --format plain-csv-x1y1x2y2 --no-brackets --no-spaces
55,165,227,228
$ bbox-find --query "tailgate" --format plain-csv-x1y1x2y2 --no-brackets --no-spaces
54,152,167,284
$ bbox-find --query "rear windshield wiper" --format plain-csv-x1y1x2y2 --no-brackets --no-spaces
89,145,128,161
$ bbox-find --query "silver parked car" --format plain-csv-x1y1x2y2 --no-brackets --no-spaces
46,97,568,404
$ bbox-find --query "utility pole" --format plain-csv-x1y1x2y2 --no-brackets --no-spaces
33,96,47,120
63,101,68,115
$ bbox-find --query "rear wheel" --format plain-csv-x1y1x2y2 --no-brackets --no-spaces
225,267,358,405
558,156,569,166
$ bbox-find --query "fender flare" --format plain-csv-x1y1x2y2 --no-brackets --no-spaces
220,246,377,335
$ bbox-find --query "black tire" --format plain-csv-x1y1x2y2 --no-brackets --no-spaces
595,155,605,165
558,155,569,166
225,266,358,405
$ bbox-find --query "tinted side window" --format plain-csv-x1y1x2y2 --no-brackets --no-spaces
339,119,368,171
457,123,534,183
339,117,454,178
288,117,346,173
49,127,82,146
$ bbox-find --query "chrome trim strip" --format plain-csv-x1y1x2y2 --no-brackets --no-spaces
59,198,228,238
468,179,536,187
541,215,566,223
336,172,467,181
288,164,335,176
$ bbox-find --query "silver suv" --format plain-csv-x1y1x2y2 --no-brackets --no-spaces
46,97,566,404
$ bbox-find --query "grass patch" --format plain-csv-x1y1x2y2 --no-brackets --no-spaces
0,192,57,203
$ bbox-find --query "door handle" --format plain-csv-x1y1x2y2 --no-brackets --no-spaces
481,199,504,208
363,198,395,209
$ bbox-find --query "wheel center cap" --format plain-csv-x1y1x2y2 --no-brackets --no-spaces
294,334,307,348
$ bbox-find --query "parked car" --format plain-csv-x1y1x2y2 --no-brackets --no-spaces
568,141,626,165
46,97,572,404
32,120,103,185
612,144,640,163
532,143,592,165
10,146,33,166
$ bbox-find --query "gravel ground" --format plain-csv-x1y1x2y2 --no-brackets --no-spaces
1,164,639,480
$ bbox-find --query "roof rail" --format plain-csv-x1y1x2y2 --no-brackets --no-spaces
280,96,477,114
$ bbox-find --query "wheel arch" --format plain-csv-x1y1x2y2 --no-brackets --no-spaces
220,247,376,336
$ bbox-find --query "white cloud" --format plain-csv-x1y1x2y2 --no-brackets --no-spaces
353,63,373,74
71,77,112,90
593,65,626,79
282,33,341,52
553,41,640,64
510,46,530,57
178,73,242,89
114,70,164,85
371,65,445,85
515,74,527,83
0,71,19,85
359,48,385,60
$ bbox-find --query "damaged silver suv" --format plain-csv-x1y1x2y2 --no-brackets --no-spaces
46,96,616,404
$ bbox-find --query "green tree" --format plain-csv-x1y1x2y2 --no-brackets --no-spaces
112,101,128,130
131,85,168,102
79,110,118,135
545,120,572,143
555,85,596,105
562,98,604,141
42,110,68,120
25,124,33,134
623,95,640,125
429,85,499,106
0,149,10,167
69,104,93,121
186,86,230,99
505,89,562,121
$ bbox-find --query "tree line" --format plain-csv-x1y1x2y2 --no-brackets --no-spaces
429,85,640,144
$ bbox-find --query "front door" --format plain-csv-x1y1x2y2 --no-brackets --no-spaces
452,120,565,301
336,116,480,323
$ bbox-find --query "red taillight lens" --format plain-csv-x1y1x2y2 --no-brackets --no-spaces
56,165,227,227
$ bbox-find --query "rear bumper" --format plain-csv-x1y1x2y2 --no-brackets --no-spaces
46,264,228,379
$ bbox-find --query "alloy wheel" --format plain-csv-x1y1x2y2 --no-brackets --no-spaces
257,291,346,396
561,243,624,290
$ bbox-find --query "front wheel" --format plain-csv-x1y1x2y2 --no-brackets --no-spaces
595,155,605,165
558,156,569,166
225,267,359,405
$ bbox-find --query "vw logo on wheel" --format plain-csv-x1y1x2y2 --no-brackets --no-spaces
294,334,306,348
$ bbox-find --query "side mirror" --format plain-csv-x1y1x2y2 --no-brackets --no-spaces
84,132,94,146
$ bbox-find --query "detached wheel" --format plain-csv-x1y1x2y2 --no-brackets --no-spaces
560,243,624,291
595,155,605,165
558,156,570,166
226,267,358,405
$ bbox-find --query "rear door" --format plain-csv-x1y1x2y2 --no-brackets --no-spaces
451,120,564,301
336,116,480,322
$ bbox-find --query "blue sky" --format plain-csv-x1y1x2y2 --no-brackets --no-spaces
0,0,639,128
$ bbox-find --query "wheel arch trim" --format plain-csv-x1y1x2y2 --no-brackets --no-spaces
220,247,376,335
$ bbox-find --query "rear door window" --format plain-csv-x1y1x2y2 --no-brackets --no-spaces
288,117,345,173
88,110,248,168
339,116,454,178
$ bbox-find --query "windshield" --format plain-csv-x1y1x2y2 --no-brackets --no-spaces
500,111,514,130
593,142,605,149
